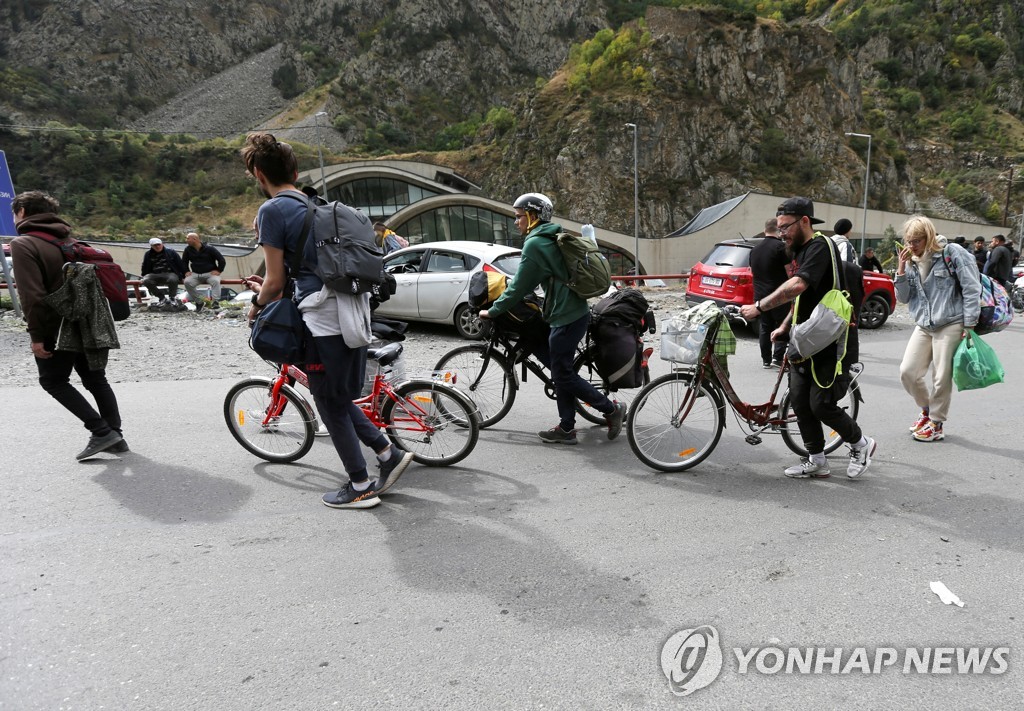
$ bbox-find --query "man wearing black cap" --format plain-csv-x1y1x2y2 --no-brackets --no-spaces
831,218,857,263
740,197,876,480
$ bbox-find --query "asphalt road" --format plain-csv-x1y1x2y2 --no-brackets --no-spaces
2,318,1023,710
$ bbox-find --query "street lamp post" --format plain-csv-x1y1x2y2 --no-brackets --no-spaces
314,111,328,197
625,122,639,278
845,131,872,255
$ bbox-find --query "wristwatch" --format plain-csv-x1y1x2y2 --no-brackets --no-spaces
754,300,762,313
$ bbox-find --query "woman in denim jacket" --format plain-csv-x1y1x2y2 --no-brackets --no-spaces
894,216,981,442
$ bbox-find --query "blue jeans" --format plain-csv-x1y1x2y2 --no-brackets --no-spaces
306,335,389,482
531,312,614,431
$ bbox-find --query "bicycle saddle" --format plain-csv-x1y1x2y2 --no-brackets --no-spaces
368,341,404,366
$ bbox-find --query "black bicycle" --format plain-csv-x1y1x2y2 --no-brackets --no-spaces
433,317,653,429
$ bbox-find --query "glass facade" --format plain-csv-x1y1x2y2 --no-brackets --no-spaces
396,205,522,247
327,178,439,222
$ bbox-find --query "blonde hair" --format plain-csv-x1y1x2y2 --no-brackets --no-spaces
900,215,942,254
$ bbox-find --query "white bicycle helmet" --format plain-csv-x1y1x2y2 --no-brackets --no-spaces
513,192,554,222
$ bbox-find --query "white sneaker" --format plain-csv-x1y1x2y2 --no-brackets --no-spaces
784,458,831,478
847,436,877,478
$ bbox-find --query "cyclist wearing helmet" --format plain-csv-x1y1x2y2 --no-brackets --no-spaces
479,192,626,444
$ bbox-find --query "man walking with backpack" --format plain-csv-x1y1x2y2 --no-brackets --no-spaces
739,197,876,479
10,191,126,460
479,192,625,444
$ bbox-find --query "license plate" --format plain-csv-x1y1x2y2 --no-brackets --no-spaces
701,276,723,288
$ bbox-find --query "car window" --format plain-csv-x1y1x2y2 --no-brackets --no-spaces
491,253,521,275
425,250,477,273
701,244,752,268
385,250,424,274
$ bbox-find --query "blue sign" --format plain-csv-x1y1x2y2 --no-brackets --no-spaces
0,151,15,237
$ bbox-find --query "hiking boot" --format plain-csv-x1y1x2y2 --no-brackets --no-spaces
784,458,831,478
538,426,577,445
908,412,930,433
76,431,124,461
913,421,944,442
195,299,204,313
322,482,381,509
847,436,877,478
375,446,414,495
606,401,626,440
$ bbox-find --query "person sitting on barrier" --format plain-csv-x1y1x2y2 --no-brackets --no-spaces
182,232,226,312
141,238,186,309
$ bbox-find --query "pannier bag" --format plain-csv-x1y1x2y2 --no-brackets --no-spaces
590,288,654,388
468,270,546,337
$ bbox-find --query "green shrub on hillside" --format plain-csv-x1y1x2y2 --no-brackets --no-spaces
567,24,652,95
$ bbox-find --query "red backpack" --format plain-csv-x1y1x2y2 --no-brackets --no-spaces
30,232,131,321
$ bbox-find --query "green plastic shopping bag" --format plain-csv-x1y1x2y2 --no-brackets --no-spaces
952,331,1004,391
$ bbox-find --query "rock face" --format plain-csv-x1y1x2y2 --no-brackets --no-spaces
482,7,878,238
1,0,606,144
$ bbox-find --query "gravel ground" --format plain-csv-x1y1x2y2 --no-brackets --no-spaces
0,288,910,388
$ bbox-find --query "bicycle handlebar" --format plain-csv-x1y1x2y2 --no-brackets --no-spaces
721,304,747,326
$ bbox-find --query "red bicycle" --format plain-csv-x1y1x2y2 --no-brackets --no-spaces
224,342,480,466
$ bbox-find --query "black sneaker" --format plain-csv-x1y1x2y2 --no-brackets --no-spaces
375,445,414,495
322,482,381,509
106,439,130,453
606,401,626,440
195,299,204,313
538,426,577,445
76,431,124,461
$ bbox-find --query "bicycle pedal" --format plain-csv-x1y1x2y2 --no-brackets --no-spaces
744,435,763,446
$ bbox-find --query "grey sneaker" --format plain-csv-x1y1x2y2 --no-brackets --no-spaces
375,446,414,495
76,431,124,461
538,426,577,445
847,436,876,478
784,458,831,478
322,482,381,509
606,401,626,440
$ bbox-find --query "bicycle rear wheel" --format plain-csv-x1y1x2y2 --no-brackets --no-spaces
626,372,724,472
779,380,861,456
382,379,481,466
572,352,650,425
433,346,516,428
224,378,315,463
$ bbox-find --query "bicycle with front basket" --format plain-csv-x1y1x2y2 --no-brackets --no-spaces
626,306,863,472
224,341,480,466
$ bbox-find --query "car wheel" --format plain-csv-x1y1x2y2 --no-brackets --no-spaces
860,294,890,329
454,303,484,340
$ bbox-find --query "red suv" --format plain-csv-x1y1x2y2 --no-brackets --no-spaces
685,238,896,329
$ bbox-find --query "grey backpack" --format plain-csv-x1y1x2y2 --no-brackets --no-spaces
290,194,385,295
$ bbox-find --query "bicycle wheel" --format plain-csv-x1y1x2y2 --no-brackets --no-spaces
224,378,315,463
572,352,651,425
626,372,725,472
778,380,861,456
382,379,481,466
433,345,516,428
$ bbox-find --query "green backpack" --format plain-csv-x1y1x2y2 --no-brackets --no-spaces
551,232,613,298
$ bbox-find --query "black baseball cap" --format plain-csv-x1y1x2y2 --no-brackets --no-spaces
777,197,824,225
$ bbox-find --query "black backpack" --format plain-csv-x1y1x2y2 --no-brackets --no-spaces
589,288,655,389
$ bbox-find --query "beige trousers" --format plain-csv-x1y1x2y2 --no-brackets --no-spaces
899,321,964,423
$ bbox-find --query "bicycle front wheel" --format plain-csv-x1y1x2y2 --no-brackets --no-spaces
433,346,516,428
572,352,651,425
382,379,481,466
779,380,861,457
626,373,724,472
224,378,315,463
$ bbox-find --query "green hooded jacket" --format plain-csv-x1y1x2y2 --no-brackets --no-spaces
488,221,588,327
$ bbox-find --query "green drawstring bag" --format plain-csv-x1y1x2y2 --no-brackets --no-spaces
952,331,1004,391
